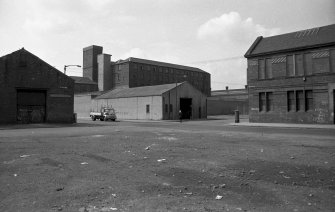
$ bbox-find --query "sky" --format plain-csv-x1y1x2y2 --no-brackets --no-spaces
0,0,334,90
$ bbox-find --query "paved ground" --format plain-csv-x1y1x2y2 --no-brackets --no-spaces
0,117,334,212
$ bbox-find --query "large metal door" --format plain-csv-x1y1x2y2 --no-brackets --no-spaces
17,90,46,124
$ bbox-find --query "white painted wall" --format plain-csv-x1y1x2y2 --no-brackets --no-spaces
93,96,163,120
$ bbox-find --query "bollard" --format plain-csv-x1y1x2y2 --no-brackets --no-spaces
234,110,239,123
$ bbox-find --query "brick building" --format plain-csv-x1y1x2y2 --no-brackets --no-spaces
0,48,75,124
80,45,211,96
245,24,335,124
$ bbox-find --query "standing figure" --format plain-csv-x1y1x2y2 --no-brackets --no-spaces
179,110,183,123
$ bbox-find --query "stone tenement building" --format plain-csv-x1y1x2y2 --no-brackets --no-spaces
74,45,211,96
245,24,335,124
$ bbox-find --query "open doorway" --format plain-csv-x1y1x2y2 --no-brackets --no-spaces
17,89,46,124
180,98,192,119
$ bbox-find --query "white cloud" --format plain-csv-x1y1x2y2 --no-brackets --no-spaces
197,58,247,90
197,11,280,44
120,48,147,59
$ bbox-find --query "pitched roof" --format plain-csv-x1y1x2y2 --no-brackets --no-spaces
70,76,97,84
96,82,184,99
245,24,335,57
1,48,74,82
115,57,207,73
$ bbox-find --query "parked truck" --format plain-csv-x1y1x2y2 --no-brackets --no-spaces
90,107,117,121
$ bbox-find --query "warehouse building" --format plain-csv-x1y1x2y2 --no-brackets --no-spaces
245,24,335,124
79,45,211,96
0,48,75,124
92,82,207,120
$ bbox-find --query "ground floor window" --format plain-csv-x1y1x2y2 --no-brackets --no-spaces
287,91,295,111
305,90,313,111
259,92,273,112
146,104,150,113
287,90,313,112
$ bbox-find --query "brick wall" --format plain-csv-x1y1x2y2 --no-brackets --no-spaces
0,49,74,124
247,46,335,124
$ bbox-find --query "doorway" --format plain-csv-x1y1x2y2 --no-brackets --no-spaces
180,98,192,119
17,89,46,124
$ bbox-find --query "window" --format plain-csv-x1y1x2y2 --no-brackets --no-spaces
146,105,150,113
296,90,304,111
287,55,294,76
266,92,273,111
165,104,168,113
259,92,266,112
305,90,313,111
265,58,273,79
295,54,304,76
258,59,265,79
312,51,330,73
169,104,173,112
259,92,273,112
287,91,295,112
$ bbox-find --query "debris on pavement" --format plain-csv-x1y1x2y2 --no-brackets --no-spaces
260,148,264,153
157,159,166,162
145,146,150,150
56,187,64,191
3,160,16,164
215,195,223,200
81,162,89,165
20,154,31,158
13,174,18,177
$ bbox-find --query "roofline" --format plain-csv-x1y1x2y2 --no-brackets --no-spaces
244,36,263,58
245,41,335,58
1,48,74,82
115,57,207,73
83,45,103,51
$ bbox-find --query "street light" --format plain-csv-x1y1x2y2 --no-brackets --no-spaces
64,65,81,75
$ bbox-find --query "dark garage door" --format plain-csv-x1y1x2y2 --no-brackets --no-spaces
17,90,46,124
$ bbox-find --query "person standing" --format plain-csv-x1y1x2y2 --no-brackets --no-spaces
179,110,183,123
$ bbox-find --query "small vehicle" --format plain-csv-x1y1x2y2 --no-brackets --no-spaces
90,107,117,121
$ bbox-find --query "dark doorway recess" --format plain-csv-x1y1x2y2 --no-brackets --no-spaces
17,89,46,124
180,98,192,119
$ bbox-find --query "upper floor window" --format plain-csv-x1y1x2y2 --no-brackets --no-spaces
258,59,265,79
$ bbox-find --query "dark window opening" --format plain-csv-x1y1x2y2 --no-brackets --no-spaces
146,105,150,113
305,90,313,111
287,91,295,112
296,90,304,111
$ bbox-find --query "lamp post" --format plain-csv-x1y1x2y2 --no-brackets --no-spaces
64,65,81,75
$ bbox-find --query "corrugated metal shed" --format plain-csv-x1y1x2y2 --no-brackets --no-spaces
96,82,183,99
245,24,335,57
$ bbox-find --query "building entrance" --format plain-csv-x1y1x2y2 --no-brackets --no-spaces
180,98,192,119
17,89,46,124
